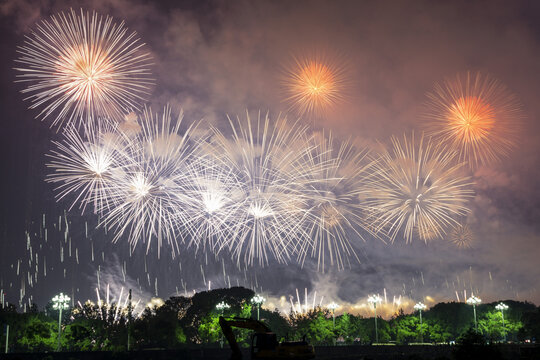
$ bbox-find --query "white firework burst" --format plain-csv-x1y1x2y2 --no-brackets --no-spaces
208,111,313,266
296,132,379,271
15,9,153,128
46,118,127,213
100,106,197,257
365,133,474,243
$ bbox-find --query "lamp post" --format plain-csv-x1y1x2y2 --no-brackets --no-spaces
251,295,266,321
495,302,509,343
216,301,230,348
52,293,70,351
367,295,382,344
413,302,427,343
328,302,339,345
466,295,482,332
127,289,132,351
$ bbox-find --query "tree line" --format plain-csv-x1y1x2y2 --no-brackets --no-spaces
1,287,538,352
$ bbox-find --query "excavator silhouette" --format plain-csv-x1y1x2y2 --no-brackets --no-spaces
219,316,315,360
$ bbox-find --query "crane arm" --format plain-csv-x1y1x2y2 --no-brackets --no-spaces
218,316,272,360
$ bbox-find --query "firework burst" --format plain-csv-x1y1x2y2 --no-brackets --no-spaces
366,133,474,243
46,118,127,214
450,223,474,249
15,9,153,128
208,111,313,266
282,56,347,118
296,132,378,271
100,106,197,257
423,72,523,168
179,146,244,253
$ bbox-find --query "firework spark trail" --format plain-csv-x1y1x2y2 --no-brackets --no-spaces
46,118,127,214
99,106,198,258
365,133,474,243
424,72,523,168
15,9,153,128
207,111,316,266
294,132,381,271
283,56,347,118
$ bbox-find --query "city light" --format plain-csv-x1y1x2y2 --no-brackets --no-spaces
216,301,231,348
495,302,509,342
328,302,339,345
466,295,482,332
251,294,266,321
413,302,427,343
368,295,382,343
52,292,70,351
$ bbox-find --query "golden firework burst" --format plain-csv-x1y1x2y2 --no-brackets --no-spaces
282,56,347,118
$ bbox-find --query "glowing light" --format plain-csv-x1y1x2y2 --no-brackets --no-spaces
216,301,230,312
130,173,152,198
466,295,482,306
367,294,382,308
248,201,274,219
327,301,339,311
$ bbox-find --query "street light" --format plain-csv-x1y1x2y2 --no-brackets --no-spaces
367,295,382,344
466,295,482,332
52,293,70,351
216,301,230,348
495,302,509,342
328,302,339,345
251,295,266,321
413,302,427,343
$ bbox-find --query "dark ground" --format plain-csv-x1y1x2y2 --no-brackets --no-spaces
3,344,540,360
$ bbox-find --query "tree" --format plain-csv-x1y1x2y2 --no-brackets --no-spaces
289,308,334,345
16,315,57,352
336,312,353,344
478,310,522,342
426,321,453,343
392,315,419,344
519,306,540,342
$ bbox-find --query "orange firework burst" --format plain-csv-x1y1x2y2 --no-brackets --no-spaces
283,56,347,118
423,72,523,168
15,9,153,128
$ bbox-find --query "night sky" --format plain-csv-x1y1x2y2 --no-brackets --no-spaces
1,0,539,316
